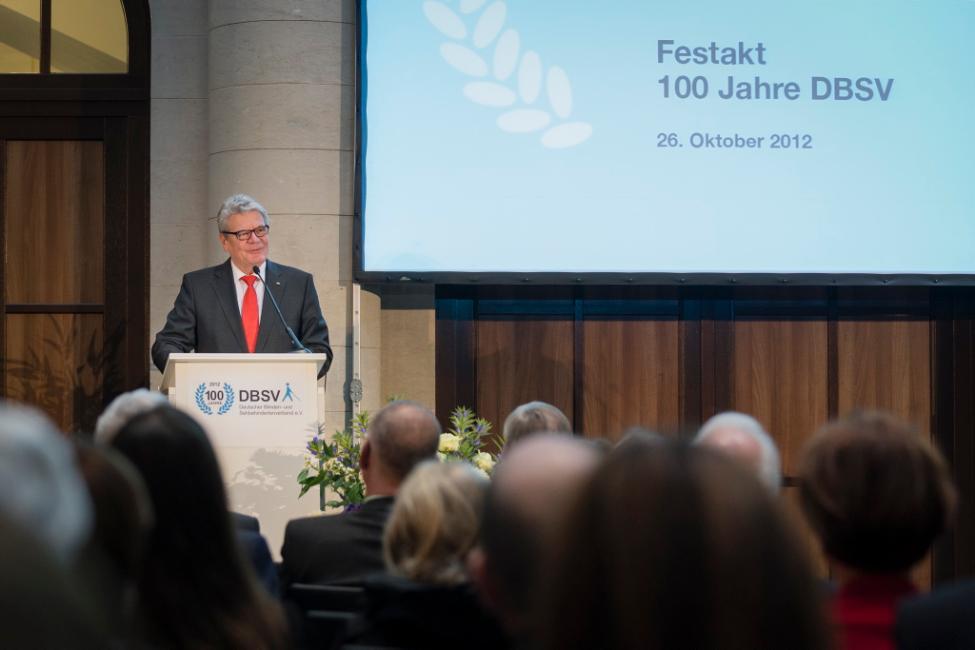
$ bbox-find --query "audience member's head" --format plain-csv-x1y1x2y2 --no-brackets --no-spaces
0,512,107,649
0,402,92,563
383,460,489,586
471,434,601,637
617,426,669,450
74,442,153,591
110,404,285,649
538,439,828,650
94,388,167,444
799,411,957,576
695,411,782,493
361,400,441,496
502,401,572,448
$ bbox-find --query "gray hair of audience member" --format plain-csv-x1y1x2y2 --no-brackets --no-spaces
94,388,167,445
367,400,442,483
695,411,781,493
474,433,601,635
502,401,572,449
216,193,270,232
0,402,92,563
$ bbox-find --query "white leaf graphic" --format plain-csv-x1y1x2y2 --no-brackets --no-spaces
472,2,507,49
518,51,541,104
464,82,516,107
460,0,487,13
423,1,467,39
492,29,519,81
440,43,488,76
541,122,593,149
546,66,572,119
498,109,551,133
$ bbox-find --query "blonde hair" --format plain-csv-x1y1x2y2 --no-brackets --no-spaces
383,461,488,585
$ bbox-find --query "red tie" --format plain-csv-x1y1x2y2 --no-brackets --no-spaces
241,275,259,353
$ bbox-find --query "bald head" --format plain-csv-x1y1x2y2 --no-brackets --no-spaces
365,401,441,488
479,434,601,631
493,434,600,531
502,401,572,449
695,412,781,493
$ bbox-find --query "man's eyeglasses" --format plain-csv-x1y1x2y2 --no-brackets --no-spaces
221,225,270,241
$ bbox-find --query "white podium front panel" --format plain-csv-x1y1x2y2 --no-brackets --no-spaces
171,357,321,448
160,353,328,559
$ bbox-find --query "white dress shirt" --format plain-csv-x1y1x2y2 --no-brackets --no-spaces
231,261,266,320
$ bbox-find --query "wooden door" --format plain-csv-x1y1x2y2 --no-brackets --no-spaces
0,119,146,433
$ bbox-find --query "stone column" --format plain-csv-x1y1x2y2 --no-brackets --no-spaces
207,0,369,430
149,0,210,388
205,0,366,548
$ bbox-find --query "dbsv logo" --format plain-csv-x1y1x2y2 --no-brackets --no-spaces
238,382,299,403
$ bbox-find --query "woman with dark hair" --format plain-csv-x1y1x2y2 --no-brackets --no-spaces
74,443,153,644
537,438,828,650
799,411,957,650
110,404,286,649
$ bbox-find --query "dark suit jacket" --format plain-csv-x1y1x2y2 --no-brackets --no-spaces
231,511,260,533
279,497,394,587
345,574,511,650
895,579,975,650
151,259,332,377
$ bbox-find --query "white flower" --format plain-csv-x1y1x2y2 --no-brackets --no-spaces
437,452,448,462
439,433,461,453
472,466,490,480
473,451,495,472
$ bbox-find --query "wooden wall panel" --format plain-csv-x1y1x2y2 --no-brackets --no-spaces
950,302,975,578
836,320,931,427
475,317,574,435
436,286,973,584
732,320,829,476
5,140,104,304
837,318,933,588
580,319,679,440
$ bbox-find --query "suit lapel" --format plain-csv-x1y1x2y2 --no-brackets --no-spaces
212,260,248,352
256,260,287,352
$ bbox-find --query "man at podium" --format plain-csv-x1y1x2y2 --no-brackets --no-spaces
152,194,332,378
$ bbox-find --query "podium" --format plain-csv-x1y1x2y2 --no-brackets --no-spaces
159,353,329,558
160,353,327,447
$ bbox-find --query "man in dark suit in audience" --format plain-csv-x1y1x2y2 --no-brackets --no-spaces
151,193,332,378
279,401,441,586
468,434,601,643
895,579,975,650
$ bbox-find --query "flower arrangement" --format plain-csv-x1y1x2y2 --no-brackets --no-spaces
436,406,499,477
298,411,368,509
298,406,499,509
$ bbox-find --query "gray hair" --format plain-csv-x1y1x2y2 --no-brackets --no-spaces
0,403,92,563
502,401,572,449
94,388,168,445
695,411,782,493
216,193,270,232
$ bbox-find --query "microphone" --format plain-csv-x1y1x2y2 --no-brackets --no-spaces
252,265,309,353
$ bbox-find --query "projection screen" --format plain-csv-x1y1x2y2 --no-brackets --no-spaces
358,0,975,281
